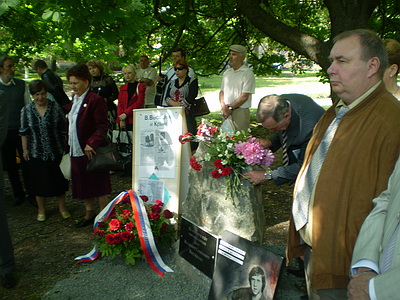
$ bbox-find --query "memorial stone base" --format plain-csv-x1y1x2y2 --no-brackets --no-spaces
182,144,265,243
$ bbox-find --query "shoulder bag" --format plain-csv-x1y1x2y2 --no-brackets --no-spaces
87,130,123,173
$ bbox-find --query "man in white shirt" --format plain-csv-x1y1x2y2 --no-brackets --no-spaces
136,55,157,108
219,45,255,131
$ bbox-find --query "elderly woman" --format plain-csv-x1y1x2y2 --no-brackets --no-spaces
164,58,198,151
64,64,110,228
87,59,119,132
117,65,146,130
383,39,400,99
20,80,69,222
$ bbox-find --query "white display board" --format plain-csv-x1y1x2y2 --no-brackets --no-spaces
132,107,190,214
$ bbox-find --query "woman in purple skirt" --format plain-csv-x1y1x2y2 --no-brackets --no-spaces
64,64,111,228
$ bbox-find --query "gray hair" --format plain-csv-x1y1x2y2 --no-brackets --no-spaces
257,95,290,123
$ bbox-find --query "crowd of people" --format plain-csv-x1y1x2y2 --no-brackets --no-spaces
0,28,400,300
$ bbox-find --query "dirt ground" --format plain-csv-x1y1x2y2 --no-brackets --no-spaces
1,163,292,300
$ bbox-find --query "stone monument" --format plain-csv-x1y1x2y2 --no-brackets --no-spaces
182,143,265,243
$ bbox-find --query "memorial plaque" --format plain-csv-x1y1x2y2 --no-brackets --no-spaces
179,217,218,278
208,231,284,300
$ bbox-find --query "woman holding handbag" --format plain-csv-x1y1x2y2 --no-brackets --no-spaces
165,58,199,151
64,64,111,228
20,80,69,222
117,65,146,130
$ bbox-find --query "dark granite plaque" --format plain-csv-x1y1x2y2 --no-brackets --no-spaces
179,217,218,278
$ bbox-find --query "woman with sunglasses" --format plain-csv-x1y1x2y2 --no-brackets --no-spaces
165,59,198,151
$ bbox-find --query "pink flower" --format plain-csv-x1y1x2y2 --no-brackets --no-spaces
109,219,121,231
163,209,173,219
234,137,275,166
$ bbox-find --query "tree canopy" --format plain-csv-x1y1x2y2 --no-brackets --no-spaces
0,0,399,75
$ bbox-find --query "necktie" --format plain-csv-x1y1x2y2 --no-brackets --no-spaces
292,106,349,231
282,130,289,167
380,223,400,273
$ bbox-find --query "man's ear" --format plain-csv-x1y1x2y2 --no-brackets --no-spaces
367,57,380,78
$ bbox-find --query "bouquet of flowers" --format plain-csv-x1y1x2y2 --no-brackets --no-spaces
93,194,176,265
179,119,275,200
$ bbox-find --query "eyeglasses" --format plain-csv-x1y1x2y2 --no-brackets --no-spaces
174,67,185,71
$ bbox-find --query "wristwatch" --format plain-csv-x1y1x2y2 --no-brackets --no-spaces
228,106,236,110
264,168,272,181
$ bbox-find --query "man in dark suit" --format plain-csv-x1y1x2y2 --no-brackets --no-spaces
0,58,17,288
33,59,70,106
244,94,324,186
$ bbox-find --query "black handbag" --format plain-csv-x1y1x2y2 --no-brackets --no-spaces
87,131,123,173
115,128,132,171
192,97,210,116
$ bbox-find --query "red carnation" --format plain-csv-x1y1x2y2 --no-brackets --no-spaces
221,166,233,176
140,195,149,202
125,222,134,231
211,169,221,178
155,200,163,206
121,231,133,242
109,219,122,231
152,204,162,213
109,209,116,218
190,157,202,171
163,209,173,219
113,233,123,244
149,212,160,220
94,228,105,237
105,234,115,245
160,222,168,232
214,159,224,169
121,209,132,218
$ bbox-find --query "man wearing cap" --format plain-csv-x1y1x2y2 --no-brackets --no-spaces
219,45,255,131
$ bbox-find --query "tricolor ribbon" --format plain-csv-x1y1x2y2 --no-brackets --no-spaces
74,190,173,277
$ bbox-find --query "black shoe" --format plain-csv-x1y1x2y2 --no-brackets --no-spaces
27,195,37,207
75,217,95,228
1,273,17,289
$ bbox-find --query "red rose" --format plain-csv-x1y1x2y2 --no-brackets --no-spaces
109,209,116,218
113,233,123,244
163,209,173,219
155,200,163,207
121,231,133,242
211,169,221,178
140,195,149,202
121,209,132,218
214,159,224,169
109,219,122,231
125,222,134,231
221,166,233,176
152,204,162,213
150,212,160,220
105,234,115,245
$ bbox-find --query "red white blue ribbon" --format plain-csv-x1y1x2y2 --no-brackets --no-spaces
74,190,173,277
128,190,173,277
